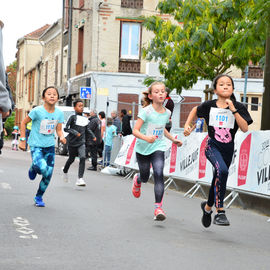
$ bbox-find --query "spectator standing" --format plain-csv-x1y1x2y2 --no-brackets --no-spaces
86,109,101,171
120,109,132,136
103,117,117,167
163,91,174,132
98,111,106,157
111,110,121,135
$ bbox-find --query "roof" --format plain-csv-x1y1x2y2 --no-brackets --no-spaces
25,24,51,39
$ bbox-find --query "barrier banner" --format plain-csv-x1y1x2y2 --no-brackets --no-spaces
114,131,270,197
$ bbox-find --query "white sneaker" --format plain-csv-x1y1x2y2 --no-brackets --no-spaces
76,178,86,186
62,167,68,182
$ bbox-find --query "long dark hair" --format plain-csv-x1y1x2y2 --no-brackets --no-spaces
212,74,236,102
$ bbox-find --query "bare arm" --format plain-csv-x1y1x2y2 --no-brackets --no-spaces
183,106,198,136
164,128,182,147
56,123,66,144
226,99,248,132
18,115,31,150
132,118,156,143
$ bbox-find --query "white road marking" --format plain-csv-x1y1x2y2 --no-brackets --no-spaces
13,217,38,239
1,182,11,189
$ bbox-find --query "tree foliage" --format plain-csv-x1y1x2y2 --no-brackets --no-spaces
6,60,17,102
143,0,266,93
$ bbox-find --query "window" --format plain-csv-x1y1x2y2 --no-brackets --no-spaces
120,22,141,60
27,70,35,103
55,55,59,86
79,0,84,8
45,61,48,88
251,97,259,111
241,96,248,109
121,0,143,9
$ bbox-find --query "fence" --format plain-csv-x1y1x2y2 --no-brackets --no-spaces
114,131,270,208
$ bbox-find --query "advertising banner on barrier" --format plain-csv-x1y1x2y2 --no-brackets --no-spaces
114,131,270,197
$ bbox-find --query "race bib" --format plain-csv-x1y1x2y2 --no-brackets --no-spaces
39,119,58,135
209,108,235,129
76,115,88,127
146,124,165,140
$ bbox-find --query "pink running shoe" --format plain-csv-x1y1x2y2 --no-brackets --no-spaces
154,207,166,221
132,174,141,198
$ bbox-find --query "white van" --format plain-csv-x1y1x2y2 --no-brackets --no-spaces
55,106,75,155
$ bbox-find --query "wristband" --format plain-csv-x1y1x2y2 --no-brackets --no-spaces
232,109,238,114
20,137,26,141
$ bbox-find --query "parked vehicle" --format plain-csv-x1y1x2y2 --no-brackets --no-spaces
55,106,74,155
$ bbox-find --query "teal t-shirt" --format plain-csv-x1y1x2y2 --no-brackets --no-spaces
28,105,64,148
135,104,171,155
105,125,117,147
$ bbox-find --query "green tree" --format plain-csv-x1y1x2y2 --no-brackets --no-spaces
4,111,15,137
143,0,265,93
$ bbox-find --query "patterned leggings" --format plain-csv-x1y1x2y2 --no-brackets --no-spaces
205,138,234,208
30,146,55,197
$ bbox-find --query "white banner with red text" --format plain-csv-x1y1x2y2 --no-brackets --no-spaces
114,131,270,196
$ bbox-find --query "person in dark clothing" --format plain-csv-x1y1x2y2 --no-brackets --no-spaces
0,72,15,154
98,111,106,157
86,109,101,171
120,109,132,136
111,110,121,135
62,100,95,186
163,91,174,132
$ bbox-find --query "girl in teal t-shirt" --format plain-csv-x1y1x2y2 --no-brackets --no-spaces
19,86,66,207
132,81,182,221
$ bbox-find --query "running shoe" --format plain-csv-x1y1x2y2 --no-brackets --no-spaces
154,207,166,221
201,201,213,228
76,178,86,187
132,174,141,198
34,196,45,207
213,210,230,226
62,167,68,182
28,166,37,180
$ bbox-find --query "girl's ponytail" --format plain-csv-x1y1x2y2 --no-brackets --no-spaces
142,91,152,107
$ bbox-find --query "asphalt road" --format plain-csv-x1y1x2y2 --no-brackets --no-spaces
0,145,270,270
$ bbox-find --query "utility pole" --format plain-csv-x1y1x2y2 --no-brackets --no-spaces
66,0,73,106
67,0,73,80
60,0,65,86
261,26,270,130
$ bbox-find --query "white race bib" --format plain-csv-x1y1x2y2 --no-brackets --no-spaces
146,124,165,140
209,108,235,129
76,115,88,127
39,119,58,135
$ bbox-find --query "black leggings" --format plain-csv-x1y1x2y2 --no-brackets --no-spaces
136,151,165,204
63,144,86,178
205,138,234,208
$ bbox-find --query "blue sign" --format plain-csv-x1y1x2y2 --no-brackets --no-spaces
80,87,91,99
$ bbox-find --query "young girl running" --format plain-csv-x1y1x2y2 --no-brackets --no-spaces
184,74,253,227
19,86,66,207
132,81,182,221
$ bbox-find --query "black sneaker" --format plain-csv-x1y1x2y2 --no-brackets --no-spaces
213,210,230,226
87,166,97,171
201,201,212,228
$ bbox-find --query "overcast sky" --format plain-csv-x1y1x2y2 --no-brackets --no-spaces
1,0,62,66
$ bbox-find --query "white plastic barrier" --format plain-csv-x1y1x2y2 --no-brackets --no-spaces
114,131,270,198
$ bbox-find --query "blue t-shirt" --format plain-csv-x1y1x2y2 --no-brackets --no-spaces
105,125,117,147
135,104,171,155
28,105,64,148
